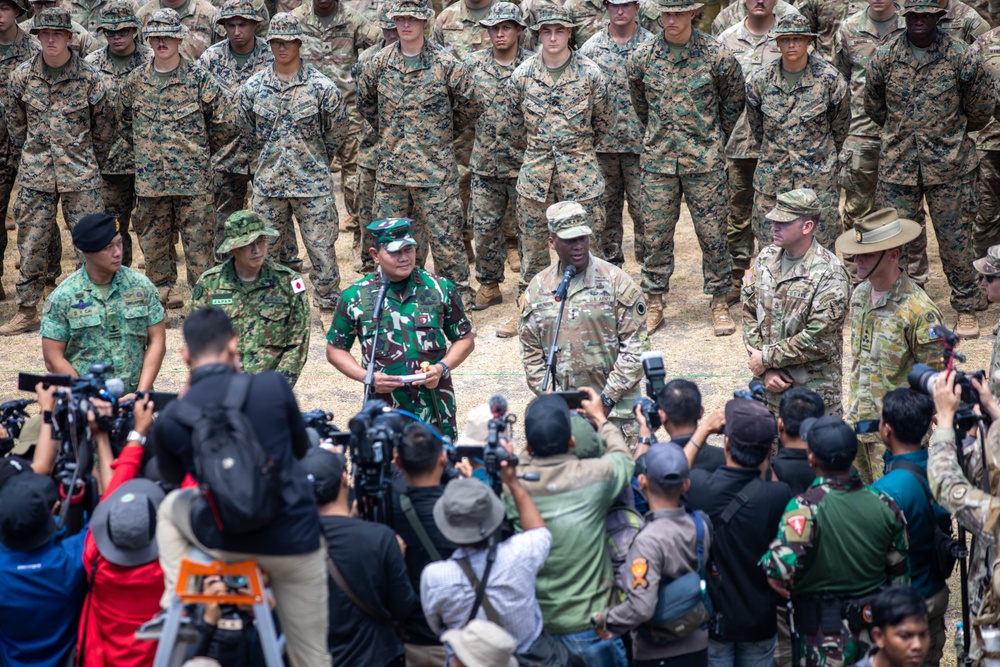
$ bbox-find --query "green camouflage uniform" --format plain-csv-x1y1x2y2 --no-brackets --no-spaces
136,0,221,60
579,23,652,267
794,0,866,60
939,0,990,43
972,27,1000,258
760,475,911,667
10,15,114,309
741,235,851,415
709,0,798,35
627,27,743,295
236,13,349,308
327,267,474,439
40,266,165,393
864,28,993,312
22,15,98,55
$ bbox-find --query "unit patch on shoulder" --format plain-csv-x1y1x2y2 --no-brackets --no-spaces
630,557,649,589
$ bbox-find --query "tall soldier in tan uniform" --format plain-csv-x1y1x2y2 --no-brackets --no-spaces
136,0,220,59
2,6,114,336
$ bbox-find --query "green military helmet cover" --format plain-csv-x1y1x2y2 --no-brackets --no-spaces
901,0,947,15
547,201,592,239
974,244,1000,276
217,210,279,254
145,8,189,38
835,208,921,255
771,13,818,36
387,0,434,21
217,0,261,24
368,218,418,252
531,4,575,30
765,188,820,222
266,12,303,40
480,1,527,27
30,6,73,33
656,0,705,13
98,0,140,31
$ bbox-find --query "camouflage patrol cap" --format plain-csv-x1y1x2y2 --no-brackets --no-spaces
531,4,575,30
771,13,818,36
480,2,527,27
266,12,303,41
144,8,189,38
974,245,1000,276
835,208,921,255
901,0,947,15
217,210,279,255
387,0,434,21
98,0,141,32
30,6,72,34
368,218,418,252
765,188,819,223
546,201,592,239
217,0,261,24
656,0,704,12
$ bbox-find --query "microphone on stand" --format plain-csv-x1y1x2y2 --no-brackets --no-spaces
554,265,577,302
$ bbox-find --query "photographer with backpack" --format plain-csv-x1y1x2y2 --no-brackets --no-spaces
148,307,329,667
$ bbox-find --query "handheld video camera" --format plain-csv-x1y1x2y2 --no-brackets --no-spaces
908,325,986,432
348,400,404,526
734,379,766,403
483,394,519,497
301,410,350,449
0,398,35,457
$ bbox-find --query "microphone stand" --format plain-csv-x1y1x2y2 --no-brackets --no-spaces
541,288,569,393
363,269,389,405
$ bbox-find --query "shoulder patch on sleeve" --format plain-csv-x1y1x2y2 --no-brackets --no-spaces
781,507,813,543
742,267,756,287
630,557,649,589
619,282,640,307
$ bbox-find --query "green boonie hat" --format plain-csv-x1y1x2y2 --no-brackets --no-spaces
771,13,818,36
547,201,592,239
656,0,704,11
765,188,819,223
377,4,396,29
531,4,575,30
835,208,921,255
901,0,947,14
974,245,1000,276
266,12,303,41
387,0,434,21
480,2,527,27
217,210,279,254
368,218,418,252
145,8,188,38
98,0,140,32
30,6,72,34
217,0,260,24
0,0,28,17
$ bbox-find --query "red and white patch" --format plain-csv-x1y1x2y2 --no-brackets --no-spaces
417,314,431,325
291,278,305,294
786,514,806,536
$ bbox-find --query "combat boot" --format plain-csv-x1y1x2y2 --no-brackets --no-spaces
473,282,502,310
159,287,183,310
506,239,520,272
711,294,736,337
496,312,518,338
727,269,744,306
646,293,664,333
0,306,40,336
955,311,980,339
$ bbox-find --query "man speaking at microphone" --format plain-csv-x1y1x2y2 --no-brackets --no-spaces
518,201,649,443
326,218,475,439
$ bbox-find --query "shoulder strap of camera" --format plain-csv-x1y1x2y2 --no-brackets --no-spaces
719,476,766,525
399,493,443,561
457,544,501,625
326,550,388,623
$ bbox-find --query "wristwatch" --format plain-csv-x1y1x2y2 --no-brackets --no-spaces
600,392,615,410
637,436,653,446
437,361,451,380
126,430,147,446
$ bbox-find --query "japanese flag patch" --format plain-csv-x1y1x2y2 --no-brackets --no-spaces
291,278,306,294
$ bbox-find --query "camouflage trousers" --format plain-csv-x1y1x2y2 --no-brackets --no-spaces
876,174,981,312
517,189,604,293
726,157,757,274
15,187,103,308
596,152,644,266
252,192,340,308
753,179,841,252
640,168,732,295
213,171,252,250
355,165,376,274
335,133,359,221
975,149,1000,259
134,194,214,291
102,174,136,268
0,168,17,280
374,180,472,299
853,432,885,485
838,136,882,231
456,127,474,244
470,173,518,284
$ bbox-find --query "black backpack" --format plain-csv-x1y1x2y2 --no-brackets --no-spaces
169,374,282,534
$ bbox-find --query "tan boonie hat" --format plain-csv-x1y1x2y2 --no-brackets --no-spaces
30,6,72,34
772,13,818,37
547,201,592,239
901,0,947,15
480,1,527,27
265,12,302,40
10,414,41,457
217,210,279,255
656,0,704,12
531,4,575,30
145,8,188,38
765,188,819,222
387,0,434,20
217,0,260,24
98,0,140,31
442,620,518,667
456,403,491,447
974,245,1000,276
835,208,921,255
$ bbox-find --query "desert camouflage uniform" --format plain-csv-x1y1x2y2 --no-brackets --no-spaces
467,44,532,285
709,0,798,35
327,267,474,439
356,39,480,299
746,54,850,250
40,266,165,393
760,476,911,667
9,50,114,309
519,253,648,433
717,19,784,277
342,0,384,23
136,0,220,59
22,15,98,54
579,24,651,267
120,57,235,292
741,237,851,415
864,30,993,311
939,0,990,43
972,27,1000,258
846,272,944,481
627,29,742,295
795,0,866,60
198,37,273,244
351,37,385,275
236,61,349,307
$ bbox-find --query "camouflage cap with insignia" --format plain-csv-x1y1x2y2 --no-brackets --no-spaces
771,13,818,37
145,8,189,38
217,0,261,25
266,12,303,41
765,188,819,223
901,0,947,15
387,0,434,21
30,6,73,34
217,210,279,254
656,0,705,12
368,218,418,252
974,245,1000,276
531,4,575,30
547,201,592,239
835,208,921,255
480,2,526,27
98,0,140,32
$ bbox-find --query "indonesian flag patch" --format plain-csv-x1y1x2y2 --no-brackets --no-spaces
291,278,306,294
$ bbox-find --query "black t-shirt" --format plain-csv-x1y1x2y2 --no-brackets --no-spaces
769,447,817,496
321,515,417,666
685,466,792,642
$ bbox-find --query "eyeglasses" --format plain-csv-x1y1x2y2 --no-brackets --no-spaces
104,28,134,38
985,274,1000,283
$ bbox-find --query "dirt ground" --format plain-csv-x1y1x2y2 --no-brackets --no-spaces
0,190,989,662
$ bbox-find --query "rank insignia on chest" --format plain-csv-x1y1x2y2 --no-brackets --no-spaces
417,314,431,325
630,558,649,589
71,299,93,309
291,278,306,293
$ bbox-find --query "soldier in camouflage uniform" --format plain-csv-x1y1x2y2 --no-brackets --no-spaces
236,12,348,314
326,218,476,440
579,0,650,268
794,0,865,60
87,1,152,270
1,6,114,336
41,213,166,394
192,210,311,385
741,190,851,416
975,246,1000,398
519,0,608,46
864,0,993,338
136,0,220,59
627,0,743,336
709,0,796,35
23,0,97,54
198,0,273,246
120,8,235,310
518,201,648,439
938,0,990,43
835,208,944,483
760,415,910,667
972,27,1000,258
356,0,479,306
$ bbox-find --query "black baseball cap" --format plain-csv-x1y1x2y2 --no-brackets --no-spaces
72,213,119,253
643,442,689,487
301,447,346,504
800,416,857,468
0,472,58,551
524,394,572,452
724,399,777,448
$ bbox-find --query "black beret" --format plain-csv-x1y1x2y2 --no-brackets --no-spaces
72,214,119,253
